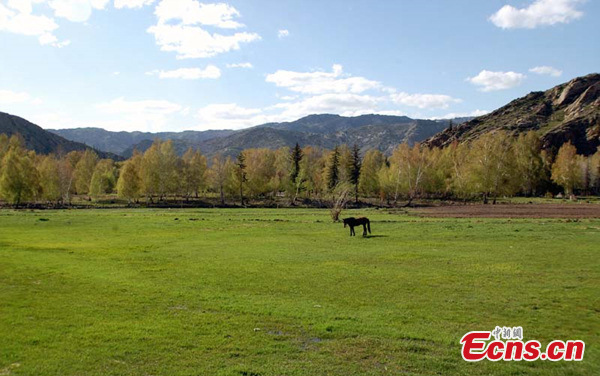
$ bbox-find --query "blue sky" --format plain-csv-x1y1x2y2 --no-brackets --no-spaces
0,0,598,132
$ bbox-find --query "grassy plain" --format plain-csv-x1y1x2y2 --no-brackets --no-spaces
0,208,598,375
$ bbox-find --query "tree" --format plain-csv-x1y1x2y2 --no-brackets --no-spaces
117,151,142,203
467,131,517,204
290,143,303,185
181,147,207,200
74,149,98,198
388,143,434,205
589,148,600,195
348,144,362,203
38,155,61,203
140,142,161,201
359,149,384,198
244,148,276,198
551,142,583,198
0,137,39,206
58,152,79,204
273,147,293,196
298,146,326,199
446,142,472,200
159,140,179,199
513,131,546,196
326,146,340,191
90,159,116,198
208,153,231,205
235,151,247,205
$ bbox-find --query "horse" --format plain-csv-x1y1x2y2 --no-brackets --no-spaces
343,217,371,237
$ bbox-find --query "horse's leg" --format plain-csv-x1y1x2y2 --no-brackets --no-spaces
363,224,367,237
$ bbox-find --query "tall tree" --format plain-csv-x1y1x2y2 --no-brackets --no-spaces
181,147,207,199
117,151,142,204
467,131,517,204
74,149,98,198
589,148,600,195
159,140,179,199
139,141,161,202
208,153,231,205
244,148,276,198
290,143,303,185
359,149,384,197
90,159,117,198
0,137,39,206
513,131,546,196
326,146,340,191
348,144,362,203
235,151,247,206
38,155,61,203
389,143,434,205
297,146,326,199
551,142,583,197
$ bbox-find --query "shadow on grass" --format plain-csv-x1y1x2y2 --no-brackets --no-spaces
363,235,388,239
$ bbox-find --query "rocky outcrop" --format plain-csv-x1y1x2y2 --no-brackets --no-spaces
425,73,600,155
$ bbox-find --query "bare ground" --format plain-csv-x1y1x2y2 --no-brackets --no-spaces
412,203,600,218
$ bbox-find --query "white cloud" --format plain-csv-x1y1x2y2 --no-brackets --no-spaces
148,1,260,59
147,23,260,58
266,64,381,95
146,65,221,79
97,97,182,115
0,89,31,104
278,29,289,38
274,93,383,119
430,109,490,120
391,92,461,109
529,65,563,77
0,3,58,36
95,97,183,131
490,0,584,29
0,0,92,47
226,62,253,69
49,0,94,22
114,0,155,9
467,70,525,92
154,0,244,28
195,103,267,129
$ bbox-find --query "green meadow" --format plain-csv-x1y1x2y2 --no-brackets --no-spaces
0,208,598,375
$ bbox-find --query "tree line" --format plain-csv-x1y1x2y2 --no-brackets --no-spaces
1,131,599,207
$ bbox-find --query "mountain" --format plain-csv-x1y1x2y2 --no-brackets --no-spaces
49,127,234,156
120,115,459,158
0,112,117,159
425,73,600,154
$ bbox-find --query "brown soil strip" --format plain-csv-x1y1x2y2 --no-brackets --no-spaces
412,204,600,218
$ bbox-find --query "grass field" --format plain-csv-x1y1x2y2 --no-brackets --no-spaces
1,208,599,375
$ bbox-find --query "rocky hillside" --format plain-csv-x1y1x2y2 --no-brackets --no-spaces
0,112,117,158
425,73,600,154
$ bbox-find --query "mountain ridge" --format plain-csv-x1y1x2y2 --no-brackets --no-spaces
0,111,119,159
50,114,462,158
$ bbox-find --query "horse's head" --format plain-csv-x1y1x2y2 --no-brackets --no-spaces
342,218,348,227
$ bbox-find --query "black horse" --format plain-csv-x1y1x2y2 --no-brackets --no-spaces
343,217,371,237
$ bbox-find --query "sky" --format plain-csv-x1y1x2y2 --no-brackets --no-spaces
0,0,598,132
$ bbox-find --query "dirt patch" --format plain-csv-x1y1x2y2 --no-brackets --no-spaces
412,204,600,218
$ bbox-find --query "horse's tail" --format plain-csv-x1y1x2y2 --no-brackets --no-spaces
367,219,371,234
